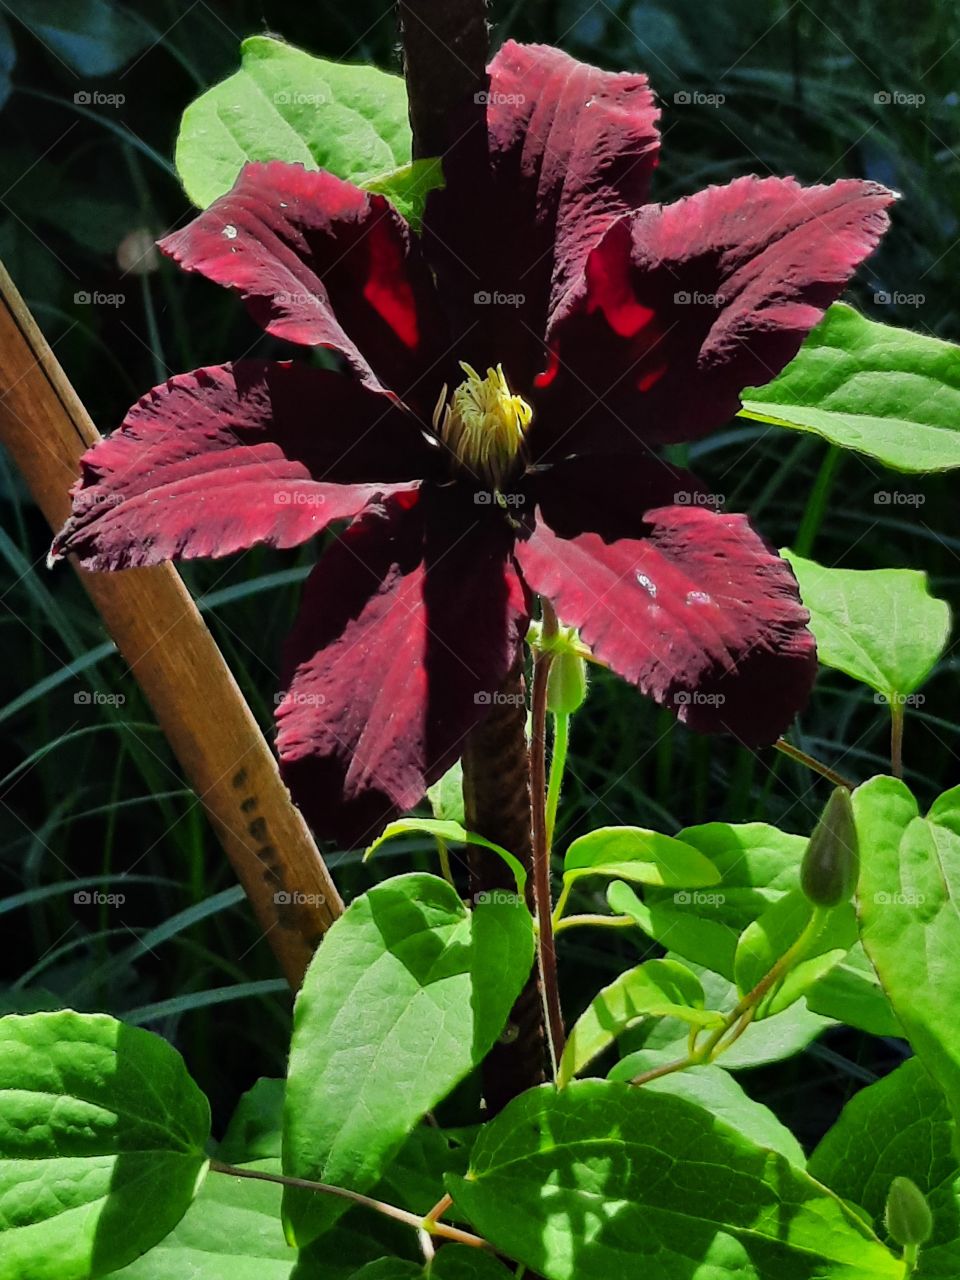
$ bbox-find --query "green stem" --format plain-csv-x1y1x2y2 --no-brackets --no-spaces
630,906,828,1086
546,710,569,851
554,913,635,933
774,738,855,790
902,1242,919,1276
209,1161,489,1250
531,644,565,1067
793,444,841,557
891,700,905,779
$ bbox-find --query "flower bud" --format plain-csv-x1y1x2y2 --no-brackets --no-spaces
884,1176,933,1247
546,646,588,715
800,787,859,908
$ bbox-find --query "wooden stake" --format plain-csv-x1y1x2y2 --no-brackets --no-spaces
0,259,342,989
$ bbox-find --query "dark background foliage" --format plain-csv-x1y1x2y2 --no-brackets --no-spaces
0,0,956,1144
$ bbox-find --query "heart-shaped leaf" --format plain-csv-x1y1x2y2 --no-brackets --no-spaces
741,303,960,472
283,874,534,1246
447,1081,904,1279
0,1010,210,1280
563,826,720,889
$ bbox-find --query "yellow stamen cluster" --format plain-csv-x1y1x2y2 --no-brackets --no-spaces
434,362,532,490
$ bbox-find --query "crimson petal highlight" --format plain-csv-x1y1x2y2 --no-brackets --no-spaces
515,503,817,745
52,362,423,570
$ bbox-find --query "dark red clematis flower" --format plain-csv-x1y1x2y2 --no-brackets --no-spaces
52,42,893,845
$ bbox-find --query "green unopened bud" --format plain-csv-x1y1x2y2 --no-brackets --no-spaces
885,1176,933,1247
546,645,588,715
800,787,859,908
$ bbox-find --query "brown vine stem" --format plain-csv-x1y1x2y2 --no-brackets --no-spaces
209,1161,489,1250
398,0,546,1112
774,738,855,790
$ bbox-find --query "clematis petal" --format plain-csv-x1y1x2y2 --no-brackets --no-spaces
160,161,442,398
425,41,659,385
51,361,425,570
277,487,529,846
515,503,816,745
531,175,894,457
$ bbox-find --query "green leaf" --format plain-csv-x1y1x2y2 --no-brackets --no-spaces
347,1263,421,1279
734,890,857,1017
563,826,720,889
175,36,412,209
621,957,834,1070
363,158,445,231
607,1050,805,1165
856,777,960,1120
5,0,152,77
608,879,741,978
447,1081,904,1279
0,1010,210,1280
806,944,902,1038
783,551,951,699
633,821,806,977
429,1246,516,1277
283,874,534,1246
740,303,960,472
425,760,465,825
809,1057,960,1271
366,819,526,896
218,1078,284,1164
557,958,722,1087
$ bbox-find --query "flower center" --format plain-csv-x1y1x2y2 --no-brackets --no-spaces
433,362,532,489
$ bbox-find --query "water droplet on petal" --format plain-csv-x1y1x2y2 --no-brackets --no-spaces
636,572,657,597
686,590,712,605
222,224,238,240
